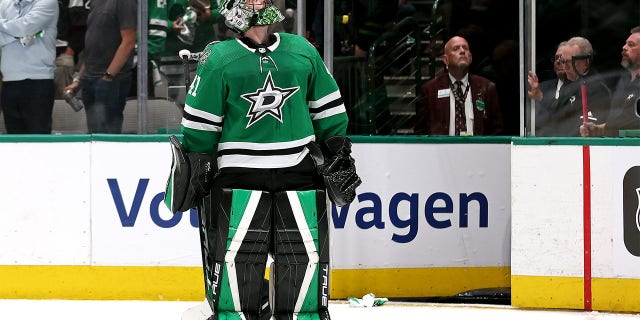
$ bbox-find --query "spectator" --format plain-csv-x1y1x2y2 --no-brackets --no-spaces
54,0,89,99
54,41,75,99
147,0,187,99
64,0,136,133
545,37,610,136
170,0,222,53
148,0,174,60
149,0,218,56
566,36,611,120
581,26,640,137
0,0,58,134
529,42,569,102
528,41,569,136
58,0,88,64
149,0,221,102
414,36,503,136
164,1,356,320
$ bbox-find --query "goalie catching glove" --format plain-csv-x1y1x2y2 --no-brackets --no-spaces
309,136,362,207
164,135,215,213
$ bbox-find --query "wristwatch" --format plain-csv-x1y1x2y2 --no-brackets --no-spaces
103,71,114,80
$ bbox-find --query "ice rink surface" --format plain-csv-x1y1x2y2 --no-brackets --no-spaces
1,299,639,320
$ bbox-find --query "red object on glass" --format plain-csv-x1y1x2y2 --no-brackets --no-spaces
581,83,589,124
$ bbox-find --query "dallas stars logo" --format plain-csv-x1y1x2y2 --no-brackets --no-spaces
241,71,299,128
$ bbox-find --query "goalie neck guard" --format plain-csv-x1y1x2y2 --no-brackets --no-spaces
219,0,284,33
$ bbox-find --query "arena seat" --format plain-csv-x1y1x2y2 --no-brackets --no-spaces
122,98,183,134
52,99,88,134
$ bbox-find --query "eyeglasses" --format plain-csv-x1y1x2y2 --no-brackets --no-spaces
551,55,566,64
563,60,574,66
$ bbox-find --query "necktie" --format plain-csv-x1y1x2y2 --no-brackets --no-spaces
453,81,467,135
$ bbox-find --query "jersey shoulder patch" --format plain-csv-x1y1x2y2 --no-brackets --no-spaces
198,41,220,66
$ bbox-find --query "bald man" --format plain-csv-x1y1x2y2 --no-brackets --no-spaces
414,36,503,136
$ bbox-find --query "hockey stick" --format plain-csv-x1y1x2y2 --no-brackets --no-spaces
179,49,204,92
179,49,193,92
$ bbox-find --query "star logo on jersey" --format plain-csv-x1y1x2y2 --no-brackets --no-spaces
241,71,299,128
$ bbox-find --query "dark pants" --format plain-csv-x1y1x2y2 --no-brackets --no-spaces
80,73,132,133
1,79,54,134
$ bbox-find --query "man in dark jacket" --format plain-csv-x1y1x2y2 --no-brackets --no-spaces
528,41,568,136
414,36,503,136
545,36,610,136
581,26,640,137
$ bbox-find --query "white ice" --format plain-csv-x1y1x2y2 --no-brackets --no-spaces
1,299,639,320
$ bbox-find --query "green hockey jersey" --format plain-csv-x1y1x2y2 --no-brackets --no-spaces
149,0,222,59
181,32,349,169
148,0,172,58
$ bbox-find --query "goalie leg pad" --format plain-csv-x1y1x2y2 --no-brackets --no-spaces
200,188,272,320
272,190,330,320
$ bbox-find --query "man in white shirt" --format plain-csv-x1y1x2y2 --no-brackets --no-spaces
0,0,58,133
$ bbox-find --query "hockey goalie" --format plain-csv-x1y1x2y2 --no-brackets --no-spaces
163,1,361,319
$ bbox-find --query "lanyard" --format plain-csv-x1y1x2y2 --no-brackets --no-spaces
450,80,470,103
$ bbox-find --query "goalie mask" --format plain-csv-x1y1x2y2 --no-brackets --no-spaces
219,0,284,33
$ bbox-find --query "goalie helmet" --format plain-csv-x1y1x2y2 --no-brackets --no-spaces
219,0,284,33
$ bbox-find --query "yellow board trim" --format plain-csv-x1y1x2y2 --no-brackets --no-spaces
0,265,510,301
330,266,511,299
10,266,640,312
512,275,640,312
511,275,584,309
0,266,203,301
592,278,640,312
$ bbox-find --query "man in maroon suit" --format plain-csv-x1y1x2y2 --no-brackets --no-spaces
414,36,504,135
